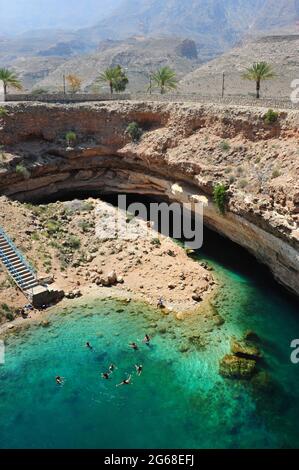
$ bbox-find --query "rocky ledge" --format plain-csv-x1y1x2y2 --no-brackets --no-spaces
0,100,298,295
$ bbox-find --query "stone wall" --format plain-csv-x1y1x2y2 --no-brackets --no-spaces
4,91,299,110
5,93,131,103
132,93,299,110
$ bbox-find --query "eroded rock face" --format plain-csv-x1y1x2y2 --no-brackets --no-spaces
0,101,298,295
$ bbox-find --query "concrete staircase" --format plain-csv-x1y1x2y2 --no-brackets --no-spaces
0,227,39,295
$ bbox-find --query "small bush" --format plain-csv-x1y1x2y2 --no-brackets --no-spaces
45,220,61,235
66,236,81,250
272,169,281,179
238,179,248,189
0,106,8,117
65,131,77,147
151,237,161,246
78,220,93,233
213,183,228,214
15,164,31,179
264,109,279,125
219,140,230,152
126,122,143,142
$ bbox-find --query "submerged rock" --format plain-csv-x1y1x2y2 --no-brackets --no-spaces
179,342,190,353
213,314,225,326
219,354,256,379
243,330,261,343
230,338,262,360
188,334,206,350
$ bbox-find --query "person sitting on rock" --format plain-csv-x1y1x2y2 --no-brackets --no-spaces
157,297,164,309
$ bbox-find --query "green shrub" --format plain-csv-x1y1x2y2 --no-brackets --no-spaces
78,220,93,233
0,106,8,117
213,183,228,214
272,169,281,178
45,220,61,235
0,303,15,322
66,236,81,250
15,164,30,179
151,237,161,246
126,122,143,142
65,131,77,146
1,303,10,312
219,140,230,152
264,109,279,125
238,179,248,189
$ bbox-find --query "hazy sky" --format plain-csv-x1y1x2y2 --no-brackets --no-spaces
0,0,121,35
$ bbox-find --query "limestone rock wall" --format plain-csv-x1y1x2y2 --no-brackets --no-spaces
0,101,298,295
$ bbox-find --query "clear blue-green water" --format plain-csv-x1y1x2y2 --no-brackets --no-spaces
0,227,299,449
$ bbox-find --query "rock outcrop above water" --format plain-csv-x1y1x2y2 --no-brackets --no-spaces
0,101,298,295
219,354,256,379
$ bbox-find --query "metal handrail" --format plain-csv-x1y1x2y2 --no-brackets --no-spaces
0,227,36,277
0,246,27,290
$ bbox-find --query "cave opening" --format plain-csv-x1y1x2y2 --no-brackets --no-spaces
20,187,298,305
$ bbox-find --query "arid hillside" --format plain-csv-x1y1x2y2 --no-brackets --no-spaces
180,34,299,99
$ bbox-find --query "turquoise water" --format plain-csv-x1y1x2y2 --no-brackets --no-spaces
0,227,299,449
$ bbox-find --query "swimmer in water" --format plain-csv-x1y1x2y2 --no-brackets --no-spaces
109,364,117,372
143,334,151,345
101,372,111,380
116,375,132,387
129,342,139,351
135,364,143,376
86,342,93,350
56,376,64,385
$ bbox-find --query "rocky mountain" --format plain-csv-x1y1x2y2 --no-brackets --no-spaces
77,0,266,61
32,37,201,93
76,0,299,60
179,33,299,99
0,0,121,35
252,0,299,34
1,0,299,93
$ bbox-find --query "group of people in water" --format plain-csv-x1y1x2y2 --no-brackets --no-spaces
55,334,151,387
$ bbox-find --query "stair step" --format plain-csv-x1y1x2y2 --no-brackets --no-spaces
3,259,24,268
2,254,21,261
0,249,16,256
17,272,35,279
0,227,37,295
22,283,38,289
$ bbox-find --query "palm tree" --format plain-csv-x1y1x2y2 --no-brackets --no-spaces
0,68,22,101
97,66,128,95
151,67,177,94
242,62,275,99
